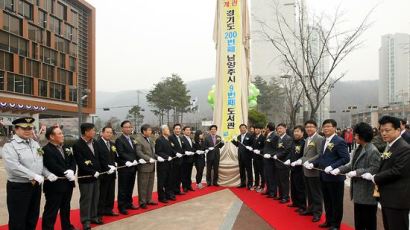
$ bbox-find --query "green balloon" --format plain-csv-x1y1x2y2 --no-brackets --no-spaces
249,99,257,108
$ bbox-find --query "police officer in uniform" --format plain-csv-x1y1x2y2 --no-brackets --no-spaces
2,117,58,230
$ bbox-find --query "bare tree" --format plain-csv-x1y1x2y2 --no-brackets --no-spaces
254,1,374,120
281,73,304,128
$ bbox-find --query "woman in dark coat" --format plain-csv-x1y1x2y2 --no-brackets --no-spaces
193,130,206,189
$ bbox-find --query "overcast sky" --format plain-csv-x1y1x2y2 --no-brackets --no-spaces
87,0,410,92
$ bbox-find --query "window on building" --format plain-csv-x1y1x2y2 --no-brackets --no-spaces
69,87,77,102
49,16,61,35
0,30,9,51
38,10,47,28
18,38,27,57
50,82,65,100
38,79,47,97
69,56,76,71
4,52,13,71
71,10,78,27
32,42,38,59
0,71,4,90
5,0,14,11
3,13,22,36
7,73,33,95
44,0,53,13
70,43,77,57
26,59,40,77
18,0,33,20
28,24,43,43
55,2,66,20
42,63,54,81
59,53,65,68
19,56,24,74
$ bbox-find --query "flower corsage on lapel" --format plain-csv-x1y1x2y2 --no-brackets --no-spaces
111,145,117,153
278,142,284,149
381,150,392,160
327,142,335,151
84,160,93,166
308,142,315,148
295,145,302,154
64,147,73,156
37,148,44,156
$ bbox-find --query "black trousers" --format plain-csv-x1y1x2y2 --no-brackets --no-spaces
157,162,174,200
354,203,377,230
117,168,136,210
321,181,344,228
239,154,253,187
253,156,264,187
194,156,205,184
264,158,277,196
172,159,183,193
304,176,323,217
382,207,409,230
206,155,220,185
290,167,306,209
276,167,290,199
79,181,100,224
43,185,73,230
98,174,116,215
181,161,194,189
7,181,41,230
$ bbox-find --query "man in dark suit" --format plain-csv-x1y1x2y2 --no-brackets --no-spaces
169,124,185,195
307,119,350,230
181,126,195,192
42,126,77,230
96,126,118,217
289,125,306,213
362,116,410,230
155,125,176,203
135,124,158,209
73,123,106,230
273,123,293,203
232,124,255,189
252,126,265,192
400,118,410,144
204,125,225,186
115,120,139,215
263,122,279,198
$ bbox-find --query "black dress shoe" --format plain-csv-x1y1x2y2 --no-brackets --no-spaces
83,222,91,230
91,219,104,225
312,216,321,222
147,201,158,205
127,204,139,210
159,199,168,203
213,183,220,186
272,196,281,200
119,209,128,215
299,210,313,216
287,204,298,208
140,203,148,209
104,211,119,216
207,183,212,186
183,188,188,193
168,196,176,201
188,187,195,191
267,195,275,198
280,199,289,204
319,222,330,228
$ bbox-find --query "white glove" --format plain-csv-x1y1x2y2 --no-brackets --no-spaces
157,156,165,162
253,149,260,154
33,174,44,184
284,159,291,166
273,155,278,160
139,159,147,164
204,150,209,154
67,174,75,181
196,150,205,155
108,165,116,174
185,151,194,156
304,162,314,170
361,173,374,182
176,153,183,158
149,158,156,163
324,166,333,174
263,154,271,159
94,172,100,178
168,156,172,161
346,171,357,178
64,170,75,179
47,173,58,182
291,159,302,167
125,161,133,167
132,160,138,165
209,147,215,151
246,146,253,151
330,168,340,175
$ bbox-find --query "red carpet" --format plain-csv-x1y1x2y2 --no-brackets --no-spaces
0,184,224,230
229,187,354,230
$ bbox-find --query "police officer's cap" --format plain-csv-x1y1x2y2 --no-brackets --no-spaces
12,117,35,128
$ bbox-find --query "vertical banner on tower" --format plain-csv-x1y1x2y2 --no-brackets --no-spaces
220,0,243,140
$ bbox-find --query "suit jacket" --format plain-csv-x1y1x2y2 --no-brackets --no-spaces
401,131,410,144
312,134,350,182
193,140,206,162
181,135,195,163
73,138,102,184
252,134,265,159
339,143,380,205
135,134,157,172
232,132,254,161
301,133,324,177
262,132,279,157
274,134,293,169
204,134,224,161
96,138,117,178
290,139,305,171
169,134,184,165
155,135,174,163
43,142,76,193
115,134,138,171
374,137,410,209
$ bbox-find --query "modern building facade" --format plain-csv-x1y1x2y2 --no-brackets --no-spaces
378,33,410,107
0,0,95,128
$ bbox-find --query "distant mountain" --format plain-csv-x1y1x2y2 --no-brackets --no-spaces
96,78,215,124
